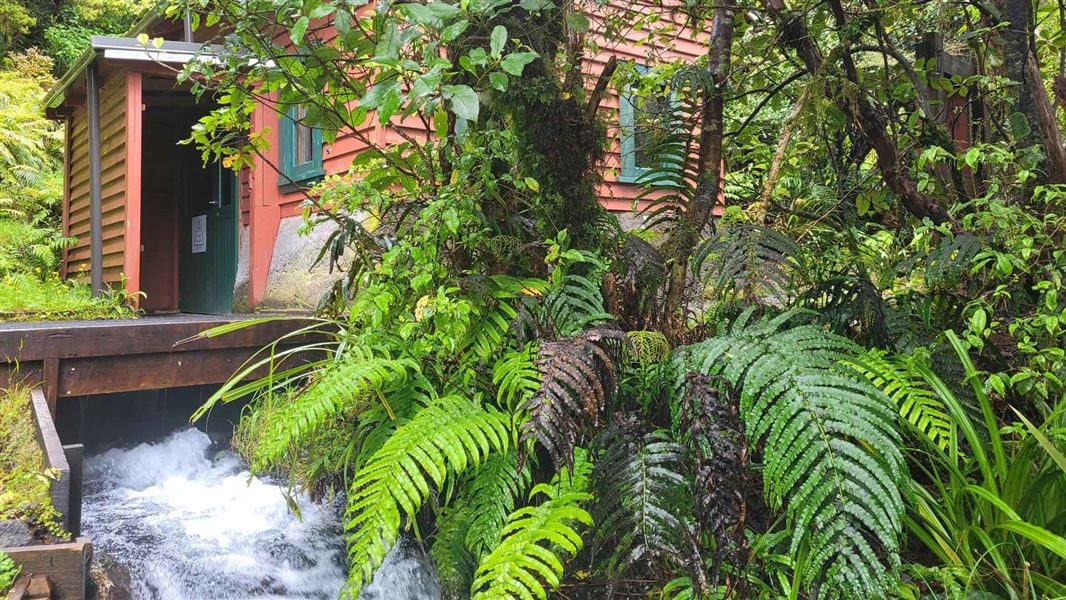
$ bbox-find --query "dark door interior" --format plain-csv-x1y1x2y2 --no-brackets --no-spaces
140,106,237,315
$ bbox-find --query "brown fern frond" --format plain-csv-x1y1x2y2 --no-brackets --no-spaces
519,327,629,470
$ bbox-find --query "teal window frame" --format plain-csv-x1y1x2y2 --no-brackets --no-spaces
618,89,647,183
619,65,679,184
278,106,324,187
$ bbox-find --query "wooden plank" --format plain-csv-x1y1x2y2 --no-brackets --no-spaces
29,388,70,530
0,317,317,361
55,345,308,397
42,358,58,415
0,538,91,600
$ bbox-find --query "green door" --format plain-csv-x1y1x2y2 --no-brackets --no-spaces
179,160,238,314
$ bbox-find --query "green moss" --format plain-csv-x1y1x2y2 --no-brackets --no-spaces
0,386,65,539
0,273,137,322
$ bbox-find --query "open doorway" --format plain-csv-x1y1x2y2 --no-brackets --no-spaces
138,78,237,314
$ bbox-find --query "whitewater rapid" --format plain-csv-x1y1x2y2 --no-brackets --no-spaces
82,427,442,600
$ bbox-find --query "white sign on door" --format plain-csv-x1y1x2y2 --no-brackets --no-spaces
191,214,207,254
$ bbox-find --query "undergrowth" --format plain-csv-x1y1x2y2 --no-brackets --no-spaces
0,385,65,540
0,273,136,322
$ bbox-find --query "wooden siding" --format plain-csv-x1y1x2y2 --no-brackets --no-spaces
64,73,129,284
585,2,709,212
259,3,710,215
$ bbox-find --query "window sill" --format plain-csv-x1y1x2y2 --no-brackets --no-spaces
277,171,324,194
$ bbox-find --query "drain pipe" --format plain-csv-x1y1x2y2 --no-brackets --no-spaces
86,60,104,296
183,1,193,42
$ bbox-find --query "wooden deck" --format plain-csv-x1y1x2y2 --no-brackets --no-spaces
0,314,315,412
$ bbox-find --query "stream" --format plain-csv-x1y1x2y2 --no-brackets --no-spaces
82,427,441,600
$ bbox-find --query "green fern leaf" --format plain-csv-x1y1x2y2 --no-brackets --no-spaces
471,452,593,600
692,223,803,304
345,396,511,596
846,349,953,451
677,310,905,598
257,351,419,468
431,504,477,599
464,449,531,559
492,343,541,411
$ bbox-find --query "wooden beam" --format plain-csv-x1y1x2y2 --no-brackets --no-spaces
55,345,308,397
123,71,143,303
0,317,318,362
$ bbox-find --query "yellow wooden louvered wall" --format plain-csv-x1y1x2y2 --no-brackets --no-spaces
64,72,127,284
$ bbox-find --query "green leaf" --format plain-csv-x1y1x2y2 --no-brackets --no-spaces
488,72,508,92
443,84,479,121
441,20,469,43
500,51,538,76
291,16,309,45
565,12,590,32
490,25,507,57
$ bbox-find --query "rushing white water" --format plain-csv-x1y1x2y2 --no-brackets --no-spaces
83,428,441,600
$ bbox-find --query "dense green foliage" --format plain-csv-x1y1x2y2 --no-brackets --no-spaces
0,551,18,596
0,386,64,540
174,0,1066,598
0,3,140,321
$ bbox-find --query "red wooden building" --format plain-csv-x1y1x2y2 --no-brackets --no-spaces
43,4,709,314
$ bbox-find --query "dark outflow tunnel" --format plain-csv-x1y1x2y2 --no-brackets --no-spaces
54,384,247,452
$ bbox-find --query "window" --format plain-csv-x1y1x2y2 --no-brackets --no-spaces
279,105,324,186
619,72,674,183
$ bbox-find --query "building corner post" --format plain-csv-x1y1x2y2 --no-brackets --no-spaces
86,60,104,296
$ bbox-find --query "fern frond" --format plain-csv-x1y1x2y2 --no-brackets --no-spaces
520,328,628,470
846,349,953,451
464,450,531,559
492,343,540,411
677,310,905,598
471,451,593,600
545,269,613,337
431,505,477,599
626,330,671,364
924,233,979,289
798,275,891,347
676,373,747,589
345,396,511,596
590,421,690,574
256,351,420,468
693,223,803,305
460,275,548,363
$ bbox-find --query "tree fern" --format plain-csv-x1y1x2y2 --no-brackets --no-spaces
345,396,511,596
676,310,905,598
846,349,953,451
520,327,628,469
692,223,803,305
590,421,690,575
470,452,593,600
255,350,420,468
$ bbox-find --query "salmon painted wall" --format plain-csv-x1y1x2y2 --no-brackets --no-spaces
239,3,712,305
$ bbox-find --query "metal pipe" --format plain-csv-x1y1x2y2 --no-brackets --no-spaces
86,61,104,296
183,2,193,43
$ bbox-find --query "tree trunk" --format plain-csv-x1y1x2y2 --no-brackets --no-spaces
999,0,1066,182
663,4,735,324
761,0,955,226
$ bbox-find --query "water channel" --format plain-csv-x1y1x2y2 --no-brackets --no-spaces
71,388,440,600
